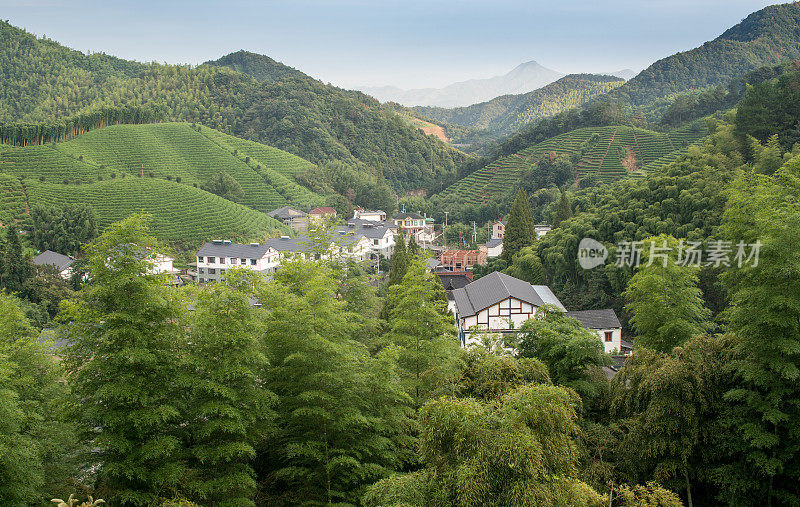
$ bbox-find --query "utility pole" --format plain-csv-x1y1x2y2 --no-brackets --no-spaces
472,221,477,246
443,211,449,248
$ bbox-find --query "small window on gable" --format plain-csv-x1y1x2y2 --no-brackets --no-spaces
604,331,613,342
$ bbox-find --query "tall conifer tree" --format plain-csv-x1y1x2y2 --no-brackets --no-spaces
501,189,536,264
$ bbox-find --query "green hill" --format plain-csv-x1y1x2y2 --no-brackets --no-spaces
437,123,707,205
0,21,466,192
414,74,624,140
0,122,331,245
23,177,284,246
611,3,800,107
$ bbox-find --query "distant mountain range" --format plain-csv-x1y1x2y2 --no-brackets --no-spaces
359,62,635,108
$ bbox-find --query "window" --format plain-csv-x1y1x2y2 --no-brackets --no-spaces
374,239,379,245
208,268,216,274
241,258,247,264
198,268,205,274
604,331,613,342
197,256,204,263
251,259,257,265
229,258,237,265
207,257,216,264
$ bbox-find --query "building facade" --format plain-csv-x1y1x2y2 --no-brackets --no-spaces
267,206,308,231
196,241,279,283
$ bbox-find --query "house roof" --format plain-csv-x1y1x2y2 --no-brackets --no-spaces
265,232,366,253
451,271,565,317
393,211,424,220
197,242,274,259
427,258,442,270
565,309,621,329
486,238,503,248
267,206,307,219
339,222,393,239
33,250,74,271
437,273,472,293
310,206,337,215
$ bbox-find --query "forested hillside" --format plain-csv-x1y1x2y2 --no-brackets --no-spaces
0,21,467,192
611,2,800,106
415,74,624,141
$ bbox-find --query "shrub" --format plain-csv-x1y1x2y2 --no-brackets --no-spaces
98,176,103,181
77,155,84,161
63,179,69,184
175,176,182,183
166,175,173,181
39,175,45,182
149,171,154,178
110,173,116,179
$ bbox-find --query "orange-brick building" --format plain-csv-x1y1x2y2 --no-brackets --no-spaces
440,249,487,270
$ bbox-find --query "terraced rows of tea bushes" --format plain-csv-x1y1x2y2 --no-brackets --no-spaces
23,177,288,246
438,124,708,205
0,173,29,228
196,126,321,207
50,123,321,212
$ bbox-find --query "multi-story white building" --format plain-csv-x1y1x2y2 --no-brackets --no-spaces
353,209,387,222
196,240,279,283
341,220,395,260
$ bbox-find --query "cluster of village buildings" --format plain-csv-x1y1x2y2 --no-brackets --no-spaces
33,206,629,361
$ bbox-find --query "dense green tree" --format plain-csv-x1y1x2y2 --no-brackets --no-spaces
0,293,82,504
715,155,800,504
384,257,461,406
456,346,551,402
184,283,274,506
551,190,573,229
364,385,605,506
62,215,187,506
623,235,710,353
202,171,245,203
505,245,544,285
253,260,414,505
517,305,610,404
31,204,97,256
21,264,73,319
0,225,33,292
501,189,536,263
386,228,408,288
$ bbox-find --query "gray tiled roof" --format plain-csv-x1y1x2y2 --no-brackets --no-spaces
197,242,273,259
33,250,74,271
566,309,621,329
486,238,503,248
267,206,307,219
339,222,393,239
265,233,363,253
437,273,471,292
393,211,424,220
452,271,563,317
427,258,442,270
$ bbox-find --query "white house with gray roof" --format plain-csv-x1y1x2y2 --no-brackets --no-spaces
33,250,75,279
196,240,280,283
341,220,395,260
451,271,566,347
566,309,625,355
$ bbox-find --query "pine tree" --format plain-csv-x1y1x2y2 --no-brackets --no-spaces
407,233,419,256
501,189,536,264
551,190,573,229
384,257,461,406
63,215,187,506
185,284,274,506
387,227,408,287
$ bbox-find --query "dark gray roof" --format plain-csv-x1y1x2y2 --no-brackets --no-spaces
393,211,424,220
620,339,634,350
566,309,621,329
452,272,564,317
265,232,364,253
339,222,393,239
197,242,273,259
33,250,74,271
427,258,442,270
486,238,503,248
267,206,306,219
437,273,471,292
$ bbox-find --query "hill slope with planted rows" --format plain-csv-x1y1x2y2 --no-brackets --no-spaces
0,123,324,245
438,123,707,205
22,177,286,246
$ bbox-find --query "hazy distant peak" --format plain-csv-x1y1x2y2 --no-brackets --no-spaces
359,60,564,107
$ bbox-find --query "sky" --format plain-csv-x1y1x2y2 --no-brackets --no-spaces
0,0,779,90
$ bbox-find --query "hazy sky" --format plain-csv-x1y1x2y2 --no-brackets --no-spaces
1,0,779,89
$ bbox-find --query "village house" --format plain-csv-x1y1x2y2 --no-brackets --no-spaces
267,206,308,231
352,209,386,222
195,240,280,283
490,220,506,240
535,224,552,239
481,238,503,258
440,249,487,270
565,309,630,355
308,206,338,222
340,220,396,260
32,250,75,279
451,271,566,347
435,270,473,314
